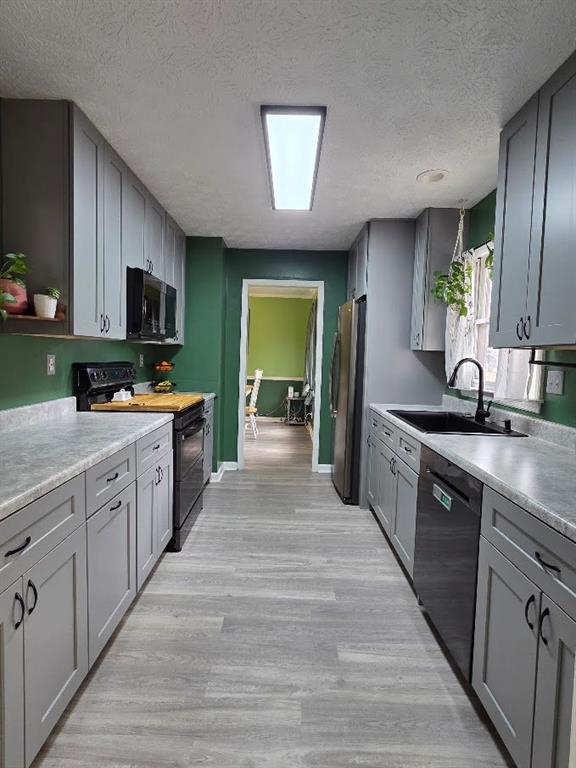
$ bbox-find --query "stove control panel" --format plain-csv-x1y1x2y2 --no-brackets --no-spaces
73,362,137,409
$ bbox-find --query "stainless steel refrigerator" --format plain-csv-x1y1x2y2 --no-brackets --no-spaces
330,297,366,504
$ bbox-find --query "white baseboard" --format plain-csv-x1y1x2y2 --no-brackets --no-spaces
210,461,238,482
316,464,332,474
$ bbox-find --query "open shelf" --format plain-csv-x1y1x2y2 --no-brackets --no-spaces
6,314,65,322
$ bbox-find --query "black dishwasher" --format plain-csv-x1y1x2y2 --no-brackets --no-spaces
413,447,483,681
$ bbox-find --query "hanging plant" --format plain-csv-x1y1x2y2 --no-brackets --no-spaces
485,233,494,276
431,255,473,317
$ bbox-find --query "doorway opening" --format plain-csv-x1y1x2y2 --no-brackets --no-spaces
237,279,324,471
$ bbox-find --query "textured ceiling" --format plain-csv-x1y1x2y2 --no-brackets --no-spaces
1,1,576,249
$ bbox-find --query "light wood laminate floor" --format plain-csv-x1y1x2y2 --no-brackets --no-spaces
35,428,507,767
245,421,312,469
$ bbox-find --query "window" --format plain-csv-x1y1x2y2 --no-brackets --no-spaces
459,243,543,410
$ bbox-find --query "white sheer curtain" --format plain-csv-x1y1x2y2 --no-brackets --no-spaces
494,348,544,403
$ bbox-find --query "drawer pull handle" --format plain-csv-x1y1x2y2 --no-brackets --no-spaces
535,552,561,576
539,607,551,646
26,579,38,615
110,500,122,511
14,593,25,630
106,472,120,483
404,446,412,453
5,535,32,558
152,443,161,451
524,594,536,630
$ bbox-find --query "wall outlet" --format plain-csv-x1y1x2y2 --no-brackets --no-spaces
546,369,564,395
46,354,56,376
139,354,144,368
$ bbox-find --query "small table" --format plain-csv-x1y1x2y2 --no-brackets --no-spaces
285,395,306,425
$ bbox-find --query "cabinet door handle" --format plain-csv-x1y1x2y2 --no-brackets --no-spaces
14,593,25,629
5,535,32,558
110,500,122,511
390,457,396,475
535,551,561,576
100,313,105,333
523,315,531,339
159,467,164,483
106,472,120,483
26,579,38,615
155,467,160,485
106,315,111,333
516,317,524,340
539,607,551,646
524,594,536,630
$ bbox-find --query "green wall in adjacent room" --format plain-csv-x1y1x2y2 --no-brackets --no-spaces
464,190,576,427
0,335,176,410
223,249,348,465
247,296,313,378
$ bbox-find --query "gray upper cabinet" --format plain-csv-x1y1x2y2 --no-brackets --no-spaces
24,525,88,766
124,171,147,271
473,537,538,768
347,227,368,300
527,54,576,346
0,578,25,768
164,213,177,289
73,105,127,339
410,208,461,351
175,225,186,344
72,105,105,337
491,50,576,348
102,144,127,339
145,193,165,281
531,596,576,768
490,97,538,348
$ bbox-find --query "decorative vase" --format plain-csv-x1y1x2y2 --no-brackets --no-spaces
0,279,28,314
34,294,57,319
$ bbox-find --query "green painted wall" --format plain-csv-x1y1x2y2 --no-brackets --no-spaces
222,249,348,465
172,237,226,470
0,335,176,410
247,296,313,378
463,191,576,426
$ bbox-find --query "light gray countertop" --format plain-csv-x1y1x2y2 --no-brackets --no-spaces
371,403,576,543
0,411,173,522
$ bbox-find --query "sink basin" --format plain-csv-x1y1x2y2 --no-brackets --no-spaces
388,410,526,436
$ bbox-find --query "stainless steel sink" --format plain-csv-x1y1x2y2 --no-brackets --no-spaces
388,410,526,436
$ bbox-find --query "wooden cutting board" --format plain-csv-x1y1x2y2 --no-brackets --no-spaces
91,393,204,413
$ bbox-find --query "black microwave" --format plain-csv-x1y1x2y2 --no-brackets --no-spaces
127,268,177,340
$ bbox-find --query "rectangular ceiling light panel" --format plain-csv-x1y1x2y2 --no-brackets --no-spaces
261,106,326,211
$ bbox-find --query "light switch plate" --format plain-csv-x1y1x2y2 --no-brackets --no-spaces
46,354,56,376
546,369,564,395
139,354,144,368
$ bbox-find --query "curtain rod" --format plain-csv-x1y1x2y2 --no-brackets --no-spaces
529,348,576,369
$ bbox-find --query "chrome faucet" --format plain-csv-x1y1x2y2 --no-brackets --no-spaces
448,358,492,424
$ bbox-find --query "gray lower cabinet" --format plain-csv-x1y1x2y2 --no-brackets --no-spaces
87,483,137,667
375,441,395,536
366,434,377,509
473,537,538,768
390,457,418,577
532,596,576,768
24,525,88,766
136,451,173,590
0,578,25,768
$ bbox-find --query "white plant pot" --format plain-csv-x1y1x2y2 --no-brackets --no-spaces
34,294,57,319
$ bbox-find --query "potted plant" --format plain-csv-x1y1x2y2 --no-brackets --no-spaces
34,287,61,319
0,252,29,318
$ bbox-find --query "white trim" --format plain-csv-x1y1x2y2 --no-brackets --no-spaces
246,375,305,382
238,278,324,472
317,464,332,473
210,461,238,482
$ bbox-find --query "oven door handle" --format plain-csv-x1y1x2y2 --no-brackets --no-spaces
180,420,206,440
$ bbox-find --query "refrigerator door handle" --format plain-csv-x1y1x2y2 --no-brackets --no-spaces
329,332,340,417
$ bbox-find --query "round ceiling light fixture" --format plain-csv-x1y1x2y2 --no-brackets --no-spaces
416,169,448,184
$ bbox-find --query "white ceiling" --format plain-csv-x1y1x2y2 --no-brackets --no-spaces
1,1,576,250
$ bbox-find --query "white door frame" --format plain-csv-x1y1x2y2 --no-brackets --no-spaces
237,278,325,471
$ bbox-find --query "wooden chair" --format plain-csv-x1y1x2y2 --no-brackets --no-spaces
245,369,263,438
